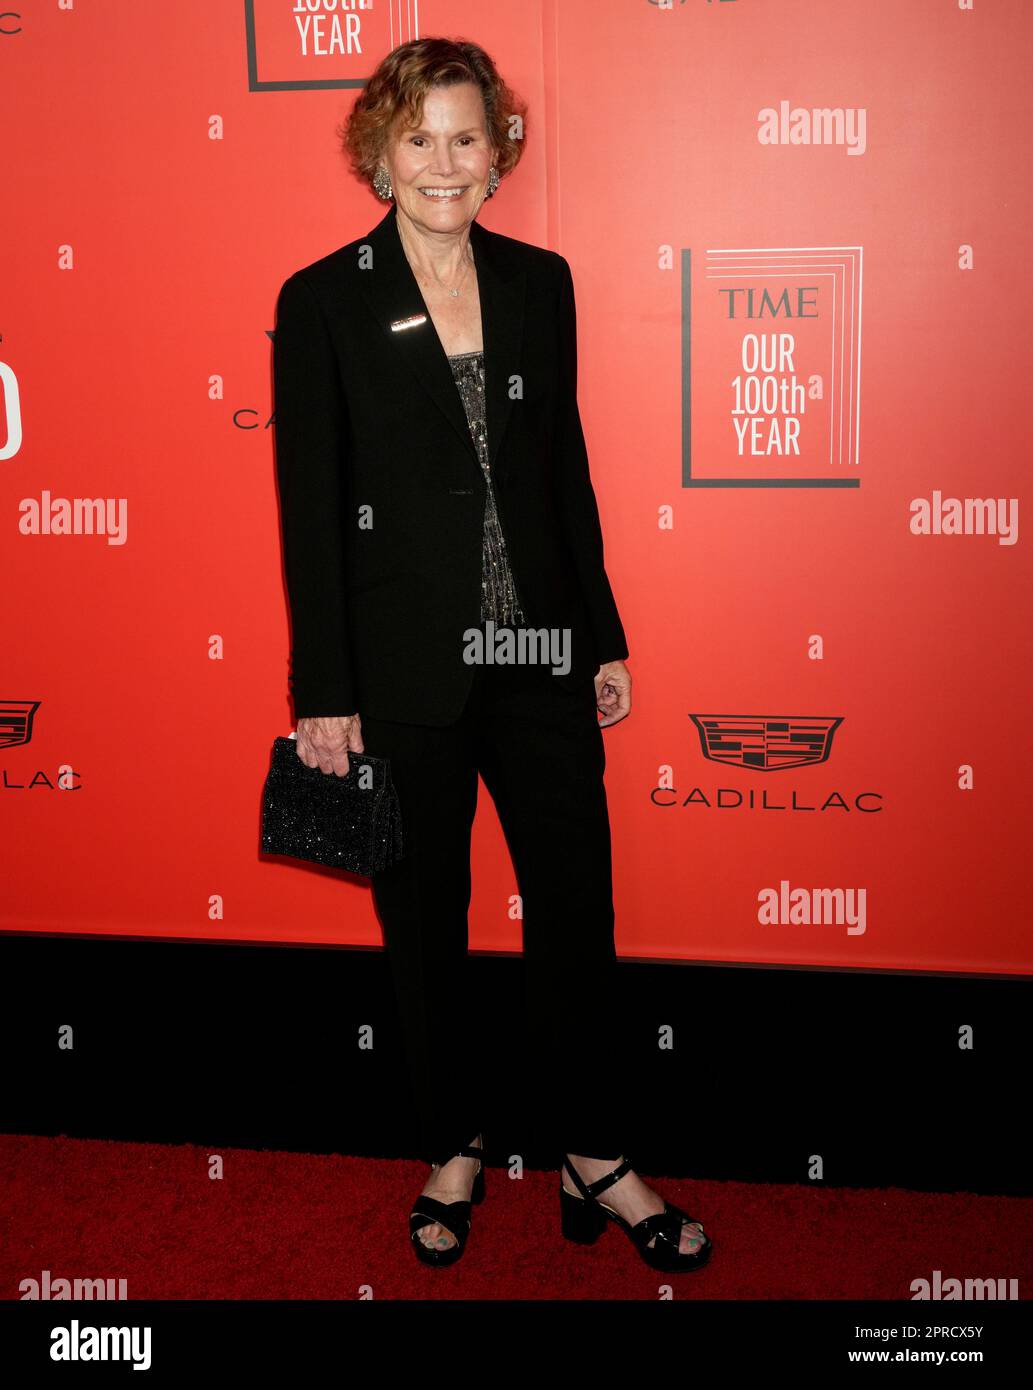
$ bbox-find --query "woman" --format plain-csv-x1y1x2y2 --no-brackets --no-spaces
272,36,711,1273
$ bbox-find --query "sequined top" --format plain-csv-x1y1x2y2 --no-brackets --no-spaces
446,349,527,627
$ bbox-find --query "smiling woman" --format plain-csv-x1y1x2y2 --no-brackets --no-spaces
338,39,526,191
337,44,525,354
272,35,710,1276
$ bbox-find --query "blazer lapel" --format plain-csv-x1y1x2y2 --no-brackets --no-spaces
356,202,527,481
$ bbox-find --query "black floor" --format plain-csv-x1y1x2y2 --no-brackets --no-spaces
2,932,1028,1194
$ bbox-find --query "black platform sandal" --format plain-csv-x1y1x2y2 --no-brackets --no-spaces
409,1140,485,1267
559,1154,712,1272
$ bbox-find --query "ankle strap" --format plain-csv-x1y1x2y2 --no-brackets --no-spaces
563,1154,632,1200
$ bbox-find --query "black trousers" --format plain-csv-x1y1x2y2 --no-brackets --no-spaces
360,656,628,1167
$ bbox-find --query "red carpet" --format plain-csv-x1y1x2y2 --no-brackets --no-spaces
2,1134,1031,1300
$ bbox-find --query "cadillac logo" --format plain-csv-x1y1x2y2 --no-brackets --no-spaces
689,713,843,771
1,700,40,750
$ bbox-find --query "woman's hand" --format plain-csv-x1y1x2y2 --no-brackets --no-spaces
594,661,631,728
296,714,364,777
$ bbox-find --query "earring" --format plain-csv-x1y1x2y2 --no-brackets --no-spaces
373,165,393,200
485,165,499,199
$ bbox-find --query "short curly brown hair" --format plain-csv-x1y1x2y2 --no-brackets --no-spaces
338,36,528,190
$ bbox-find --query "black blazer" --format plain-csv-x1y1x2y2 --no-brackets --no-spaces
272,201,629,726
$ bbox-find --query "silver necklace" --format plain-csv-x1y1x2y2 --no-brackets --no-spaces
410,247,474,297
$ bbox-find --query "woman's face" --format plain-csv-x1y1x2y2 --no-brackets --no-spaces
382,81,496,235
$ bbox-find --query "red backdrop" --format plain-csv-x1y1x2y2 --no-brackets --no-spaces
2,0,1029,974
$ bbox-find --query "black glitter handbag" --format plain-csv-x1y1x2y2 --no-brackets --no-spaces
260,735,403,876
